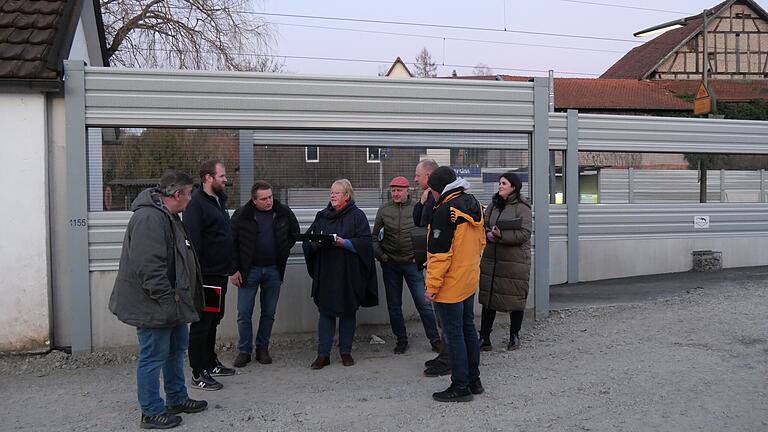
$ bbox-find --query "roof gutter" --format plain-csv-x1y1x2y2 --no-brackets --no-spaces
0,79,63,92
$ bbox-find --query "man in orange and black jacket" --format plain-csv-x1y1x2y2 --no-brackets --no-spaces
424,166,486,403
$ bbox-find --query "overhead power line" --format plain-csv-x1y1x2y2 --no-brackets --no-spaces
118,47,603,76
274,21,626,54
241,10,643,44
557,0,691,15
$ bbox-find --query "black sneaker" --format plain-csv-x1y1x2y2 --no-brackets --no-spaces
432,384,473,402
424,353,441,367
191,370,223,391
480,337,492,352
394,341,408,354
507,334,521,351
210,360,236,376
469,379,485,395
233,352,251,368
166,398,208,414
423,361,451,377
140,413,182,429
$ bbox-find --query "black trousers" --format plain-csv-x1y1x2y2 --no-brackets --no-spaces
188,274,228,375
479,306,524,339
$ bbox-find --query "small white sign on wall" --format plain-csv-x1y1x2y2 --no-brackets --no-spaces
694,215,710,229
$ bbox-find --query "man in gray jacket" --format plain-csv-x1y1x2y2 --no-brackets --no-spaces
373,176,440,355
109,171,207,430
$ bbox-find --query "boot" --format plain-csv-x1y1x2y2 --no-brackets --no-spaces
255,346,273,364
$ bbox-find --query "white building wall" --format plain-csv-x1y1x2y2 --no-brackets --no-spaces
0,93,50,352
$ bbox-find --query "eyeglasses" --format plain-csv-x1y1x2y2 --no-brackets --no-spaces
330,191,345,196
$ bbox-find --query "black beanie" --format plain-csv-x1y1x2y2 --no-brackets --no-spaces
500,172,522,194
428,166,457,193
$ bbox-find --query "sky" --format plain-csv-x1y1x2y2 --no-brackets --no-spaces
254,0,766,78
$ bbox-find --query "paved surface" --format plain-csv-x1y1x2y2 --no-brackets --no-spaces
551,266,768,309
1,267,767,431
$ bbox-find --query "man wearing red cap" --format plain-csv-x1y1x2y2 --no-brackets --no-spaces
372,176,441,355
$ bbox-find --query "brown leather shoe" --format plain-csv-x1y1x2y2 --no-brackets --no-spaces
310,355,330,370
340,353,355,366
255,346,273,365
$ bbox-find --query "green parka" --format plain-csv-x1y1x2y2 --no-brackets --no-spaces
478,192,532,312
372,196,417,263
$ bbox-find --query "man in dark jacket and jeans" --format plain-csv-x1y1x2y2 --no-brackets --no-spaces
109,171,207,429
182,160,235,391
373,176,440,355
229,181,299,367
413,159,451,377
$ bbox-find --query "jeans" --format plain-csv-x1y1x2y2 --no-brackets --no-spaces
136,324,189,416
237,265,282,353
434,295,480,388
381,261,440,344
189,274,228,375
317,312,356,357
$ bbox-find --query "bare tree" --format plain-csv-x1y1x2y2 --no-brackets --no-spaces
413,47,437,78
101,0,283,71
472,63,494,76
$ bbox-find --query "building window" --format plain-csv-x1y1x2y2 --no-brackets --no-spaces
305,146,319,163
367,147,381,163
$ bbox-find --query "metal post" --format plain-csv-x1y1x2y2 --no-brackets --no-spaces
720,169,726,202
761,169,766,203
703,9,709,89
63,60,92,354
239,130,254,205
533,77,550,319
628,167,635,203
566,110,580,283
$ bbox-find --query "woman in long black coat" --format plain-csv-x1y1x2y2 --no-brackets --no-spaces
303,179,378,369
478,172,532,352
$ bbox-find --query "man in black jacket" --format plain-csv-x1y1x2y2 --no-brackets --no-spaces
230,181,299,368
413,159,452,378
182,160,235,391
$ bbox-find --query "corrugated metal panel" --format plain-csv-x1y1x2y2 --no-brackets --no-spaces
599,169,767,203
82,68,535,131
578,114,768,154
548,112,567,150
579,203,768,238
252,130,529,149
88,207,382,271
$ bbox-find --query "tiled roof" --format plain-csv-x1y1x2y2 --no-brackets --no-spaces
657,79,768,102
601,17,703,80
0,0,73,81
555,78,692,110
601,0,740,79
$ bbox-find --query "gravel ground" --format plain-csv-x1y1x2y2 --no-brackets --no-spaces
1,277,767,432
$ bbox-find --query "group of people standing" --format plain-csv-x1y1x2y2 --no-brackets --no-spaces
108,157,532,429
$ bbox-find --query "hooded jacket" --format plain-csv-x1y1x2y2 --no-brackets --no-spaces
425,178,486,303
478,192,532,312
109,188,204,328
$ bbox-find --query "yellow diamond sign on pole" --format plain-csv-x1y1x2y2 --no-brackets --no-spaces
694,82,712,116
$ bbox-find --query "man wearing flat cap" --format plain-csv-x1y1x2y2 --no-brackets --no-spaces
372,176,441,355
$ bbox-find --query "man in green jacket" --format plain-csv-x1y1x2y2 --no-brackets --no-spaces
372,176,441,355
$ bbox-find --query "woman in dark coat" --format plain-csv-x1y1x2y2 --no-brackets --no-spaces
302,179,378,369
478,172,532,351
